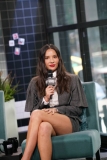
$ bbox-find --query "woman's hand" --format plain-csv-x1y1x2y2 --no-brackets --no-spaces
42,108,58,115
44,85,55,101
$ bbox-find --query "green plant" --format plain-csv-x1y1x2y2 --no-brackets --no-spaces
0,71,19,102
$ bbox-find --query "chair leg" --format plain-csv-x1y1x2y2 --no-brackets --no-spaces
86,158,93,160
86,150,101,160
96,149,101,160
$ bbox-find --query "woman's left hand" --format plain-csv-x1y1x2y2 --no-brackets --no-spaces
42,108,58,115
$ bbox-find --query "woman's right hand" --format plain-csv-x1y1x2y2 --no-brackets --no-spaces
44,85,55,102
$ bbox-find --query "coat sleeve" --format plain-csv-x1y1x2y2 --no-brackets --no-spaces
25,77,43,112
56,75,88,117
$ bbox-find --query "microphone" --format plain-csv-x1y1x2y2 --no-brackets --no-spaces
46,70,56,99
46,70,56,86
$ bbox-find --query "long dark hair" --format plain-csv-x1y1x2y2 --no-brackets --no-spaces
36,44,71,97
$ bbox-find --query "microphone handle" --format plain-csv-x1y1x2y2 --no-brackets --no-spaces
50,83,56,99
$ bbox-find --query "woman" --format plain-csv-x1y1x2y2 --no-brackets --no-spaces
21,44,88,160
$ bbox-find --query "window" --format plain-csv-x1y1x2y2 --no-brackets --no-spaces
43,0,107,141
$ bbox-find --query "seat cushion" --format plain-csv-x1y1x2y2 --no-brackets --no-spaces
21,129,101,160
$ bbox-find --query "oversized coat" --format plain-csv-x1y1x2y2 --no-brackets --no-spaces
25,74,88,132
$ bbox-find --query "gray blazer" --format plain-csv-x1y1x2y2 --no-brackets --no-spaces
25,74,88,120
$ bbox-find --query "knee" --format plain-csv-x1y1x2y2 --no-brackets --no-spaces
30,110,42,121
38,122,52,137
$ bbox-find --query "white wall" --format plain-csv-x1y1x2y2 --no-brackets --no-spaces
15,100,30,133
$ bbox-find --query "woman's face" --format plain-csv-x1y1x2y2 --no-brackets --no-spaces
44,49,59,71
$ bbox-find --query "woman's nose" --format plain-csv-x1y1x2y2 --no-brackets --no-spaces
50,57,54,62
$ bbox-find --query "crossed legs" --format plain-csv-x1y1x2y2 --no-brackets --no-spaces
21,109,72,160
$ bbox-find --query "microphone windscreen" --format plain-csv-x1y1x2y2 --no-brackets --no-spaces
46,70,56,86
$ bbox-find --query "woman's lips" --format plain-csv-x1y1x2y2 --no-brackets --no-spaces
49,64,55,67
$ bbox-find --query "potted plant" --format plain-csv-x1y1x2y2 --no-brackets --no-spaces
0,71,19,102
0,71,19,140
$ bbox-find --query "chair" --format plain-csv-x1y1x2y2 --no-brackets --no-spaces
0,91,6,140
0,91,18,140
21,82,101,160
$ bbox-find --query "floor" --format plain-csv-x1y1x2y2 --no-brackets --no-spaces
70,152,107,160
100,152,107,159
1,146,107,160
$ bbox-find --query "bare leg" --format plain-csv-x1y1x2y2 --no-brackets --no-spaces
38,122,56,160
21,110,43,160
21,109,72,160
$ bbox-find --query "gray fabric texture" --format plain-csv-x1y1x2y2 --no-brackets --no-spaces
25,74,88,132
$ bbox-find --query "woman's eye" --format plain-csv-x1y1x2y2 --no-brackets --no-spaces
53,55,57,58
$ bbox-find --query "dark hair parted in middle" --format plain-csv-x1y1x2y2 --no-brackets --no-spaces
36,44,71,97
